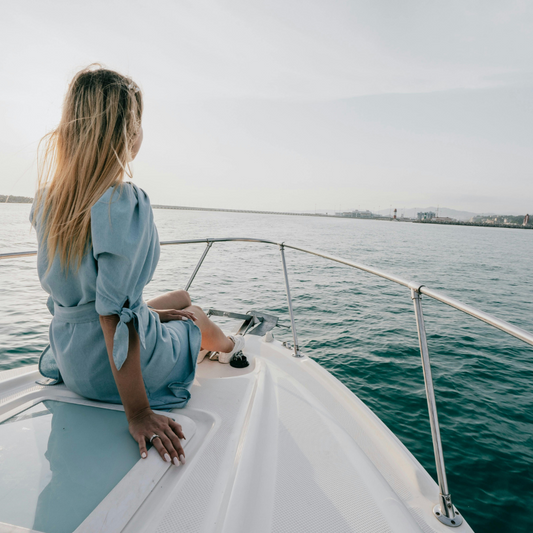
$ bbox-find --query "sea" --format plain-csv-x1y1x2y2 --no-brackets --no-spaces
1,202,532,532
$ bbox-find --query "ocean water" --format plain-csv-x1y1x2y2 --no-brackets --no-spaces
1,202,532,532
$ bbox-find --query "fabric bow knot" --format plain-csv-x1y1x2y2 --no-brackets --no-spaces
112,306,147,370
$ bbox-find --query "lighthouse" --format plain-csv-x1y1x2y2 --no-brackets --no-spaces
393,208,397,220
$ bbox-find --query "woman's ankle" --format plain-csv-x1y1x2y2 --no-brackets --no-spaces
220,336,235,353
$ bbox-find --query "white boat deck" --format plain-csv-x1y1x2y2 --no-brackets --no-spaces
0,335,473,533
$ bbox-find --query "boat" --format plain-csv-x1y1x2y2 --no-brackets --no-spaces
2,237,532,533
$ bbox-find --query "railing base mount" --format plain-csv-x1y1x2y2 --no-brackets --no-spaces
433,504,463,527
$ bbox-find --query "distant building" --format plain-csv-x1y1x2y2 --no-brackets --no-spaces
434,217,454,222
338,210,374,219
524,214,530,226
417,211,436,221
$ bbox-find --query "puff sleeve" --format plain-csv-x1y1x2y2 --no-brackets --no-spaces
91,183,160,370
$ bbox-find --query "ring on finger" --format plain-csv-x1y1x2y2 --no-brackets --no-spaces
149,434,160,444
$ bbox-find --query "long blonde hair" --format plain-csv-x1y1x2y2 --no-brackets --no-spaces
34,64,143,273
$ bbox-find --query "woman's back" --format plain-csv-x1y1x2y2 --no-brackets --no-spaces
31,186,98,310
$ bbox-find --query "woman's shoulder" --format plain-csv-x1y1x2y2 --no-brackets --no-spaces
130,182,151,205
90,181,154,248
91,182,153,242
91,181,151,214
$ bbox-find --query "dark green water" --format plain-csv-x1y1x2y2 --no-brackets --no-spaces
1,203,532,532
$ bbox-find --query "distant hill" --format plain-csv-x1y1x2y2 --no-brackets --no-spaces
376,206,482,221
1,195,33,204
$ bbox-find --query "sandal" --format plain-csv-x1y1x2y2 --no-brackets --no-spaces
217,335,245,364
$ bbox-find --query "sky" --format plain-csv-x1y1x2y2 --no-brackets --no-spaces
1,0,532,214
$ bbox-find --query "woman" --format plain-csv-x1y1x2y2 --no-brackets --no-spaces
30,65,244,466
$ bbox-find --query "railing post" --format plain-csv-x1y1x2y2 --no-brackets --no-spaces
184,241,213,291
410,287,463,527
279,244,302,357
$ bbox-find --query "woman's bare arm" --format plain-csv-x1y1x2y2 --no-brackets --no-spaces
99,315,149,417
99,315,187,465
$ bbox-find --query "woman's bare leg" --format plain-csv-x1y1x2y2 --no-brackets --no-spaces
183,305,234,353
147,290,191,311
147,291,234,353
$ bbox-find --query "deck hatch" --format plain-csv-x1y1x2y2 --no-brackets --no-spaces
0,400,140,533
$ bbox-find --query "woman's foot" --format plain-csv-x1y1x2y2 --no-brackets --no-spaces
217,335,245,364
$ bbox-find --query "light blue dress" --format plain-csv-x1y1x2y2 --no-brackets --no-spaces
30,182,202,409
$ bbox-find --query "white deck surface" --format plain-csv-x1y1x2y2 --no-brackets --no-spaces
0,335,473,533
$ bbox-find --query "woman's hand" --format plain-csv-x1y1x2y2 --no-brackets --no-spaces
100,318,186,465
128,407,187,465
154,309,197,323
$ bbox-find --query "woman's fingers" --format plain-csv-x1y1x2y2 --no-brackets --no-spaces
151,436,172,463
172,310,196,319
151,431,185,466
165,428,186,463
155,309,197,322
159,434,182,466
137,436,148,459
154,309,198,322
169,418,186,440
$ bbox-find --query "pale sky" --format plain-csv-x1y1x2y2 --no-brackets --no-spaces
1,0,532,213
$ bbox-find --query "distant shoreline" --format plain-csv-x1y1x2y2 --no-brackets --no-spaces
413,220,533,230
152,204,533,229
2,198,530,230
0,195,33,204
152,204,352,219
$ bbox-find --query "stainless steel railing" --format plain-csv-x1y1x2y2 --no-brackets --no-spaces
3,237,533,527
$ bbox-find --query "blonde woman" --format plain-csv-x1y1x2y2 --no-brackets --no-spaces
30,65,244,466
